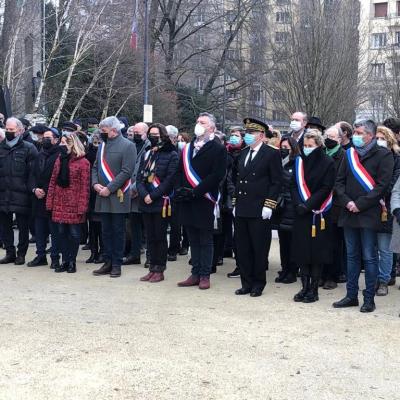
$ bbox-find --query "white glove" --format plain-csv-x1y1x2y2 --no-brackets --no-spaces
232,207,235,217
262,207,272,220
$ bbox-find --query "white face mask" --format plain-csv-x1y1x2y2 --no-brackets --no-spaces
377,139,387,148
178,141,186,150
290,120,302,132
194,123,206,137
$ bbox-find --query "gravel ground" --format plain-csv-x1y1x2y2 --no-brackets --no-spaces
0,238,399,400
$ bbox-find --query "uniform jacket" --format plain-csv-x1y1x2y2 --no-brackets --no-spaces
92,134,136,214
46,155,90,224
291,147,335,265
335,143,394,230
0,136,38,215
234,144,282,218
176,137,227,230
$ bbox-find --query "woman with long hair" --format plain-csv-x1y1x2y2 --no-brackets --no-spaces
46,133,90,273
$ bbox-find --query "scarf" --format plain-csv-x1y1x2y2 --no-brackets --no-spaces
282,155,290,167
57,151,71,188
325,144,341,157
194,133,215,155
6,136,19,148
355,138,377,158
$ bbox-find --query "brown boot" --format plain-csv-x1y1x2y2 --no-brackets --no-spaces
177,274,200,287
149,272,164,283
140,272,154,281
92,261,112,276
199,276,210,290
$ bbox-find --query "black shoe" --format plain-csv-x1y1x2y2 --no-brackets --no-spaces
50,260,60,270
235,288,251,295
167,254,177,262
216,257,223,266
211,266,217,274
227,267,240,278
14,256,25,265
123,256,141,265
337,274,347,283
294,276,310,302
94,254,105,264
85,253,97,264
55,262,69,273
223,249,233,258
93,261,112,276
144,259,150,268
250,289,263,297
281,272,297,284
303,278,319,303
27,256,48,267
110,265,121,278
188,258,192,265
81,244,90,250
333,297,359,308
29,236,36,244
67,262,76,273
360,300,376,313
0,254,16,264
179,247,188,256
388,276,396,286
275,270,286,283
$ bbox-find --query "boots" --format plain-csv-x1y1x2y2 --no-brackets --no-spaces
110,265,121,278
149,272,164,283
92,261,112,276
0,253,16,264
86,252,97,264
94,254,105,264
177,275,200,287
50,259,60,270
294,276,310,302
55,262,69,273
303,277,319,303
67,262,76,273
27,255,48,267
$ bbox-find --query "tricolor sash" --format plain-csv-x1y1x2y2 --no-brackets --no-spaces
182,143,220,228
346,148,387,221
295,156,333,237
100,143,131,203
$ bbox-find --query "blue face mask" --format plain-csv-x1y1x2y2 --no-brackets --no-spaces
229,135,241,146
303,147,316,157
244,133,256,146
352,135,364,148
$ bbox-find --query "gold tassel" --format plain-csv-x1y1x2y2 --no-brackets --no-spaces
381,211,388,222
168,204,172,217
321,217,326,231
312,225,316,238
162,206,166,218
117,189,123,203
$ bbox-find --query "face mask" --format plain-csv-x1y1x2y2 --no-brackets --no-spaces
325,137,339,149
5,131,15,141
42,138,53,149
87,127,96,134
377,139,387,148
149,135,160,147
133,134,143,144
280,148,290,159
194,123,206,137
303,147,316,156
100,132,108,142
244,133,256,146
290,120,302,132
229,136,241,146
178,141,186,150
352,135,364,148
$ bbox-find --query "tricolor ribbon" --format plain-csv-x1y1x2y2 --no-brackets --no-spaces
295,156,333,237
100,143,131,202
346,147,387,221
150,176,172,218
182,143,220,228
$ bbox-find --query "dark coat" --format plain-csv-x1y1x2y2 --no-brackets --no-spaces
46,155,90,224
32,145,63,218
234,144,282,218
328,147,345,224
176,138,227,230
137,142,179,213
291,147,335,265
0,136,38,215
335,144,394,230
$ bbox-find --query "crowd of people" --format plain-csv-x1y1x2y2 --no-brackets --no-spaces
0,111,400,314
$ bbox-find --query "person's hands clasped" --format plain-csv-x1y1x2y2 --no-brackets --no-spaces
346,201,360,213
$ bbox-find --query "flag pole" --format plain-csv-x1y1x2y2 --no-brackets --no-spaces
143,0,149,106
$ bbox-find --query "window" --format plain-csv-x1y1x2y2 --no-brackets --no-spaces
395,31,400,45
272,110,286,121
276,0,289,5
275,31,289,44
374,2,388,18
195,8,205,24
273,89,285,102
226,10,236,24
226,89,238,100
393,61,400,76
196,77,204,92
371,95,385,109
198,34,205,47
252,85,263,106
398,1,400,16
276,12,290,23
371,33,387,48
226,48,239,60
371,63,386,78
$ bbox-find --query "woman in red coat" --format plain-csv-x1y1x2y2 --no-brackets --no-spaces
46,133,90,273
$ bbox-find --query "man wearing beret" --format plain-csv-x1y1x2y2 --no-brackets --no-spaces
233,118,282,297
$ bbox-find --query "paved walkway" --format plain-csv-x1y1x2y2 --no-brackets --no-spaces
0,239,399,399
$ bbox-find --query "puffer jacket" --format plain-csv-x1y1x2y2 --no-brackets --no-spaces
46,154,90,224
137,141,179,213
0,136,38,215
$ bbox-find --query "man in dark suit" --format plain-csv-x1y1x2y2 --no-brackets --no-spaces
233,118,282,297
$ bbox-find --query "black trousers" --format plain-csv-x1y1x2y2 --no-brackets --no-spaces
322,222,344,281
235,216,271,291
278,229,297,274
168,204,189,254
223,211,234,254
143,212,168,272
88,220,103,255
301,264,323,279
0,212,29,256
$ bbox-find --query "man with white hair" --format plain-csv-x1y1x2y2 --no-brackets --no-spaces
0,117,38,265
166,125,179,146
92,116,136,278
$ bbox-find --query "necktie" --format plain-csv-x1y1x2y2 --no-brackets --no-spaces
245,149,254,170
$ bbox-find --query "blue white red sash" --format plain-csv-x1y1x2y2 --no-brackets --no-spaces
182,143,220,227
100,143,130,193
295,156,333,237
149,175,172,218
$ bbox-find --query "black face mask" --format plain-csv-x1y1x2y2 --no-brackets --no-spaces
100,132,108,143
42,138,53,149
149,135,160,148
280,148,290,159
325,137,339,149
5,131,15,141
133,134,143,144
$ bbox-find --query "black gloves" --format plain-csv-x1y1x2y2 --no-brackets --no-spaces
393,208,400,224
174,187,195,202
296,204,308,216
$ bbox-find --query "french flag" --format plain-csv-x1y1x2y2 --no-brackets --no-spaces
130,14,138,50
